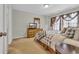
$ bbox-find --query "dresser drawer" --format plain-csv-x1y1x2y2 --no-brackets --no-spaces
27,28,43,38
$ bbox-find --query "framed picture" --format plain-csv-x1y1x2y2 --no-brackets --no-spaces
34,18,40,28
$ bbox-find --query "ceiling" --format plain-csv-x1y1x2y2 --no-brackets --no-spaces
12,4,79,16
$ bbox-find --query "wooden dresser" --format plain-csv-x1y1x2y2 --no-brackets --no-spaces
27,28,43,38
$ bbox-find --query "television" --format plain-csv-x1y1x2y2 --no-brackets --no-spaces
29,23,37,28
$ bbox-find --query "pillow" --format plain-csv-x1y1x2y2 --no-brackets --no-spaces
65,28,75,38
74,28,79,41
61,27,67,33
67,30,75,38
65,28,72,36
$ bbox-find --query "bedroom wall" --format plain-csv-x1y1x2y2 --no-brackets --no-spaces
12,6,79,39
44,16,51,30
12,10,47,39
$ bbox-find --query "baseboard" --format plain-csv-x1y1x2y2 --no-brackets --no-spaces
13,36,27,40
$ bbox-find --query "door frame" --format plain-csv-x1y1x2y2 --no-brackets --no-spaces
0,4,12,54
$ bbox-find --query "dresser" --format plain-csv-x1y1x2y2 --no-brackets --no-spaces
27,28,43,38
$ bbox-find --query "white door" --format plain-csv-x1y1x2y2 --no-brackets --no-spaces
0,4,8,54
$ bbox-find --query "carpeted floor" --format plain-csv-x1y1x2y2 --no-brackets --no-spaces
8,37,50,54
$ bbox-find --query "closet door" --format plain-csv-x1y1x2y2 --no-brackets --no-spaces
0,4,9,54
0,4,6,54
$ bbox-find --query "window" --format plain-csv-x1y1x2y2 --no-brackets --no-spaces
53,16,60,31
51,12,78,32
63,12,78,27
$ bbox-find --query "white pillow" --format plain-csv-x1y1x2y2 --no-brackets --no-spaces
74,28,79,40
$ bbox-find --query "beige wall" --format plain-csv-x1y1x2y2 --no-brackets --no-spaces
12,10,47,39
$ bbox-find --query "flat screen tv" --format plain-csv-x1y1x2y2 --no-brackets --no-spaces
29,23,37,28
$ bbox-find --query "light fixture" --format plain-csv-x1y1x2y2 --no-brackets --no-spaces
43,4,49,8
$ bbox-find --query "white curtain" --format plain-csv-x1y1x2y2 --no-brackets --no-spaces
53,16,60,32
